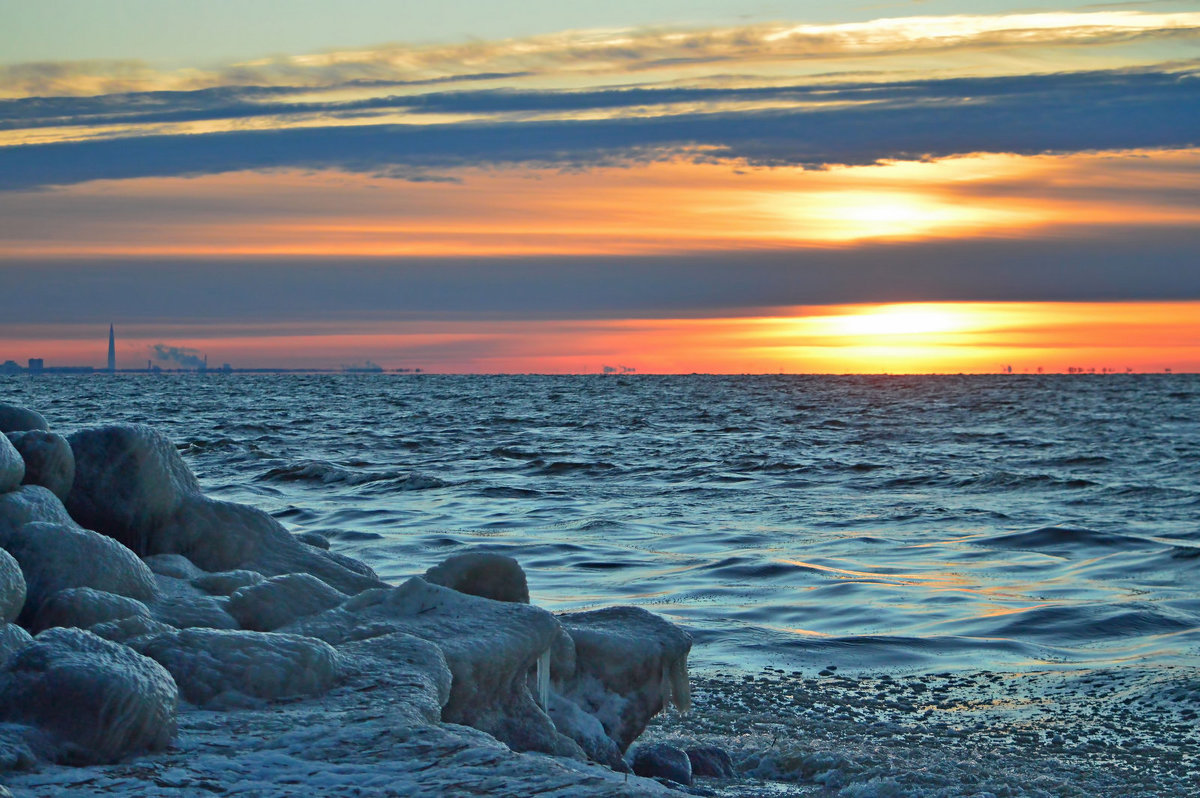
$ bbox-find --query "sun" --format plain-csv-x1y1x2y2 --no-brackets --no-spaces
810,304,980,338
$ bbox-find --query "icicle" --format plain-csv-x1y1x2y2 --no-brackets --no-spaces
536,647,551,711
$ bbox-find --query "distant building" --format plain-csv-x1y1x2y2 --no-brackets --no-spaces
28,358,44,373
107,324,116,372
0,361,20,375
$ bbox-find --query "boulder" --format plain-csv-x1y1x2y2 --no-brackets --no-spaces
0,628,177,764
0,486,77,536
227,573,347,632
0,623,32,663
149,595,239,630
0,406,47,434
558,606,691,752
338,631,453,725
191,569,264,596
0,436,22,495
66,425,382,595
89,615,174,645
630,742,692,786
4,431,73,500
131,628,339,707
143,553,205,581
0,550,24,625
687,745,736,778
423,551,530,604
30,587,150,634
0,521,159,626
285,577,578,758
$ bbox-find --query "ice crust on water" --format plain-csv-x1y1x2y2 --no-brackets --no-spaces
0,415,697,796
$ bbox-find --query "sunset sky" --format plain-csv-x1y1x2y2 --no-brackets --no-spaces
2,1,1198,373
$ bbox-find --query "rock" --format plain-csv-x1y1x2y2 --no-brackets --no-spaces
143,553,205,580
131,628,340,707
295,531,329,549
228,573,347,632
0,406,47,434
558,606,691,752
424,551,530,603
339,631,453,725
30,587,150,634
0,521,159,626
0,628,177,764
687,746,736,778
0,486,76,536
631,742,692,786
0,549,24,625
0,436,22,495
4,431,73,500
89,615,174,645
66,425,382,595
65,424,199,555
285,576,578,758
191,569,264,596
0,623,32,663
149,595,239,630
547,690,626,770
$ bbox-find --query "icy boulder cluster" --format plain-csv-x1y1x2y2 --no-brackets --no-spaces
0,403,691,789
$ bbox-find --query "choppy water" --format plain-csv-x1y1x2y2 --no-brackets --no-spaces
5,373,1199,675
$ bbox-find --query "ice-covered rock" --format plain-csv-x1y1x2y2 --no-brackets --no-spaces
686,745,735,778
228,572,347,631
338,631,452,725
0,405,47,434
149,595,240,630
558,606,691,752
0,550,24,625
131,628,340,707
0,623,32,663
547,689,627,769
286,576,579,757
30,587,150,634
0,520,159,626
0,485,76,535
0,436,23,495
191,569,264,596
295,531,330,549
423,551,530,603
89,615,174,645
66,425,383,594
143,553,205,581
630,742,692,786
0,628,177,764
4,431,73,500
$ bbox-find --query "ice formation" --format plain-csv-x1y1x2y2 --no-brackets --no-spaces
4,431,74,500
0,628,177,765
0,412,696,796
0,404,47,434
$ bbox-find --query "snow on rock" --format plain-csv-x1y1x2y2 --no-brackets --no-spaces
0,628,177,765
0,405,47,434
558,606,692,753
228,573,347,632
4,431,73,501
192,569,264,596
0,623,32,663
423,551,530,603
0,549,24,625
30,587,150,634
285,576,580,758
0,520,159,627
0,436,23,495
131,628,340,708
67,425,383,595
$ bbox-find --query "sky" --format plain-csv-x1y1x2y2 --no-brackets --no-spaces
1,0,1199,373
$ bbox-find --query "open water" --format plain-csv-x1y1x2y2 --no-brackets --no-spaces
6,373,1197,675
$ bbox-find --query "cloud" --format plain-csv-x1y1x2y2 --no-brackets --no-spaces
1,67,1196,190
4,11,1198,98
2,228,1198,327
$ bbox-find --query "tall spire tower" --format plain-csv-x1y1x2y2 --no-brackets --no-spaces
107,324,116,372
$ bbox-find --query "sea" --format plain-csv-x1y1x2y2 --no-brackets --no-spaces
4,373,1198,795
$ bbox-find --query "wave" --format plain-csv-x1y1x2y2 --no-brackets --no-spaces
258,460,449,491
984,526,1152,552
